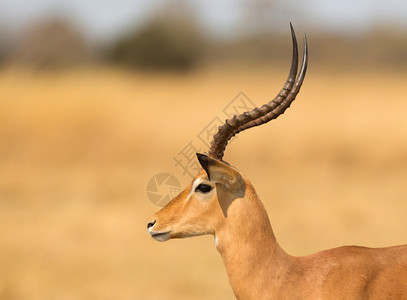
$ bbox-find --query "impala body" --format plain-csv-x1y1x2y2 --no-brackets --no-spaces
147,25,407,299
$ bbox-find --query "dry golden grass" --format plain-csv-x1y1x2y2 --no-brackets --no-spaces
0,65,406,299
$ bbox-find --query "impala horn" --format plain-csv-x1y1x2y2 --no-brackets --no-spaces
208,23,308,161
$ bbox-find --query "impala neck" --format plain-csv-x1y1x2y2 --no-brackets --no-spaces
215,185,293,299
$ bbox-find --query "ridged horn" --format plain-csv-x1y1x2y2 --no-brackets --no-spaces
207,23,308,161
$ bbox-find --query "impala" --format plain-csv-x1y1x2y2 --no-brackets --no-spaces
147,25,407,299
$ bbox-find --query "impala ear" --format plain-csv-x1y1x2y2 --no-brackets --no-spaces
196,153,243,192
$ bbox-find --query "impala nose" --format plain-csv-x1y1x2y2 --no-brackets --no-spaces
147,219,156,229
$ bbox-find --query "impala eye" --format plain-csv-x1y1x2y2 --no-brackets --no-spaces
195,183,212,193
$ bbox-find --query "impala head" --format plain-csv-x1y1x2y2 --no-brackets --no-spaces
147,154,246,241
147,23,308,242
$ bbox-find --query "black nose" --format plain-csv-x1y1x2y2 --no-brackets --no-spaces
147,219,156,229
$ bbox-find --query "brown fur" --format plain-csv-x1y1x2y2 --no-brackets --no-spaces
148,158,407,299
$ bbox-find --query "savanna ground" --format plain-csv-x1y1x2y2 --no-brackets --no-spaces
0,64,406,299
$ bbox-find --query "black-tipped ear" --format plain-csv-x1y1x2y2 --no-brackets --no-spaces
196,153,244,193
196,153,211,180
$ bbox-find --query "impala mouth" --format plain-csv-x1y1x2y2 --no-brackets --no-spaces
149,230,171,242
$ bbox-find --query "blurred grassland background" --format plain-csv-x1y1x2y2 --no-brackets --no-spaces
0,0,407,299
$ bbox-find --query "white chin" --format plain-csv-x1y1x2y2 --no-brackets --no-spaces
151,232,170,242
